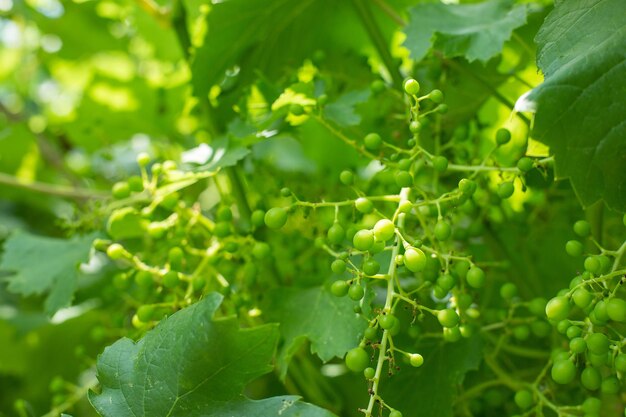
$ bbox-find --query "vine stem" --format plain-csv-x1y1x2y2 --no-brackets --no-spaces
41,375,99,417
364,187,410,417
0,172,109,200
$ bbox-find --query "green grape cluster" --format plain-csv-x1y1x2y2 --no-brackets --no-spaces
94,154,277,329
258,78,561,417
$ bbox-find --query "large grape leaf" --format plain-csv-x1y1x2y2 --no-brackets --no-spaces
529,0,626,210
89,293,336,417
403,0,527,63
381,336,483,417
265,286,367,377
0,231,95,315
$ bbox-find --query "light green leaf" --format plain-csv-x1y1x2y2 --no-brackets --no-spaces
529,0,626,210
323,89,370,127
89,293,336,417
187,138,250,171
403,0,527,63
1,231,95,315
381,336,483,417
266,286,367,377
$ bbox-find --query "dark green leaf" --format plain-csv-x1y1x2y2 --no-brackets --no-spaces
89,293,336,417
266,286,367,377
529,0,626,210
381,336,483,417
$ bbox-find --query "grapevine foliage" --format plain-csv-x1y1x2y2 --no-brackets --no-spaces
0,1,626,417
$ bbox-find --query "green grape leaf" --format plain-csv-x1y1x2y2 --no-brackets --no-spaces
184,138,250,171
381,336,483,417
89,293,336,417
0,231,95,315
265,286,367,378
403,0,527,63
529,0,626,210
323,89,370,127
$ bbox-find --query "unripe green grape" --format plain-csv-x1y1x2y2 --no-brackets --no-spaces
566,240,584,257
528,297,547,316
433,285,447,299
551,359,576,384
369,240,385,254
327,223,345,245
569,337,587,353
566,325,582,339
557,319,571,334
345,347,369,372
495,128,511,145
279,187,291,197
437,274,456,292
598,255,611,273
436,104,448,114
429,89,443,104
497,182,514,199
348,284,365,301
592,299,608,320
363,259,380,276
379,314,396,330
216,206,233,222
331,259,347,274
353,229,374,251
252,242,271,260
330,280,349,297
581,367,602,391
545,296,570,321
395,170,413,187
264,207,288,229
582,397,601,414
574,220,591,237
517,157,533,172
339,170,354,185
514,390,533,410
404,247,427,272
127,176,143,192
589,352,609,367
251,209,266,227
403,78,420,95
587,333,609,354
466,266,485,288
363,367,375,379
106,243,126,260
572,287,593,309
409,353,424,367
398,200,412,214
135,270,154,288
213,222,231,238
443,326,462,342
434,220,452,241
373,219,395,242
389,411,403,417
168,246,184,267
355,197,373,213
456,293,473,310
458,178,476,195
513,325,531,341
584,256,601,274
607,298,626,322
136,305,155,323
601,376,620,394
112,182,130,199
409,121,422,134
500,283,517,300
453,260,470,279
317,94,328,106
364,133,382,151
432,156,448,172
162,271,180,288
364,327,378,340
614,353,626,372
437,309,460,328
136,152,150,167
